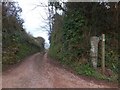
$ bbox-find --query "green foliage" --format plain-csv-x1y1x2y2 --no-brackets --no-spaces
2,44,18,64
2,2,45,66
48,2,118,82
105,50,118,73
15,43,40,61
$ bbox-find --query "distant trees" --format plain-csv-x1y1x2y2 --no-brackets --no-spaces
35,37,45,51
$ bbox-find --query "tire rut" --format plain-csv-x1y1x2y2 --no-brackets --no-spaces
2,53,118,88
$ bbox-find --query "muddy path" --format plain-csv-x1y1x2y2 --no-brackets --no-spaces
2,53,118,88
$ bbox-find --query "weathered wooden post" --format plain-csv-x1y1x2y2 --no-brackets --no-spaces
90,36,100,69
101,34,105,74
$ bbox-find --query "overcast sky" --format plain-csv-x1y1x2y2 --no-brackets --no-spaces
16,0,50,48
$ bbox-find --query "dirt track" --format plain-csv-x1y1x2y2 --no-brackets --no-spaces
2,53,118,88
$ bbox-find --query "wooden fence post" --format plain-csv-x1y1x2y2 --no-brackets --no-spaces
102,34,105,74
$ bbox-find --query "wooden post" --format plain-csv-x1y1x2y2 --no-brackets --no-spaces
102,34,105,74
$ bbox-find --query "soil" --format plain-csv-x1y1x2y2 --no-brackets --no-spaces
2,53,118,88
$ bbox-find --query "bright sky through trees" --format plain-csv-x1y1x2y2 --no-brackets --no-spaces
16,0,50,48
